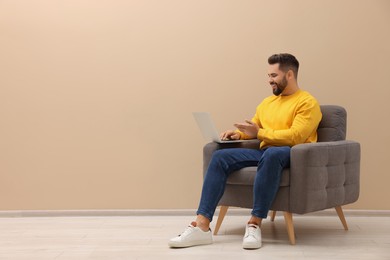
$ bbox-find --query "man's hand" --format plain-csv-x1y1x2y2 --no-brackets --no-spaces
220,130,241,141
234,120,259,139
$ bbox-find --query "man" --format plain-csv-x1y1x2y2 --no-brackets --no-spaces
169,53,322,249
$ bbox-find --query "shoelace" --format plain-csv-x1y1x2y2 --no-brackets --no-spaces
246,225,258,238
178,224,195,237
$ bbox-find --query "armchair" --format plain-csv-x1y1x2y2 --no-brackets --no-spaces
203,105,360,245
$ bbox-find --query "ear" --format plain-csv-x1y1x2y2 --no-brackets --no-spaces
287,70,294,80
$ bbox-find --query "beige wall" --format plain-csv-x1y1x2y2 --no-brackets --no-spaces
1,0,389,210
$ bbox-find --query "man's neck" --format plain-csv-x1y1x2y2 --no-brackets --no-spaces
281,83,299,96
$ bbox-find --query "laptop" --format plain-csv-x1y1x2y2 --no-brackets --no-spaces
192,112,245,143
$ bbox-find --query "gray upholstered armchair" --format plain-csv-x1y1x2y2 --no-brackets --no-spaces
203,105,360,245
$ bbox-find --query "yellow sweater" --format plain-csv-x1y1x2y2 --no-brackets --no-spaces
239,90,322,149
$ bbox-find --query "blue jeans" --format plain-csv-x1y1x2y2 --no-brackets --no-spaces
196,146,291,221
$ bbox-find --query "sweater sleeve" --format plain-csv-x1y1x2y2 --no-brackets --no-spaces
257,98,322,146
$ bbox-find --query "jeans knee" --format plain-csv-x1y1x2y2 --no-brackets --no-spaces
211,150,225,163
209,149,230,171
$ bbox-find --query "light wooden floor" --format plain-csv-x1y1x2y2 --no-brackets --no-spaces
0,212,389,260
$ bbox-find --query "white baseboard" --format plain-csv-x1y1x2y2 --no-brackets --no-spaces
0,208,389,218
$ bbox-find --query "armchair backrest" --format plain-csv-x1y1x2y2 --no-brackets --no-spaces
317,105,347,142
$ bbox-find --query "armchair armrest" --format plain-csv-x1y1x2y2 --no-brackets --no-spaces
203,140,261,177
289,140,361,214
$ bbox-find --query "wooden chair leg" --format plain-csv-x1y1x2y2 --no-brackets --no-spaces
270,210,277,222
335,206,349,230
214,206,229,235
283,212,296,245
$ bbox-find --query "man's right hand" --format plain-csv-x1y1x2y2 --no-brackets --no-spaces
220,130,241,141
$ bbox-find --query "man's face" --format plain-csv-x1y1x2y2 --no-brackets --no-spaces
267,64,288,96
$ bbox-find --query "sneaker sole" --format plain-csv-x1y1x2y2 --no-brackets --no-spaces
242,242,262,249
169,239,212,248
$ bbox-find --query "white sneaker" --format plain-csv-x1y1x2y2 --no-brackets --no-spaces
242,224,262,249
169,222,213,248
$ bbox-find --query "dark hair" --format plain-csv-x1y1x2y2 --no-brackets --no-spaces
268,53,299,79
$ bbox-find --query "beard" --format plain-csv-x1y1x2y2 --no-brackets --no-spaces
272,76,288,96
